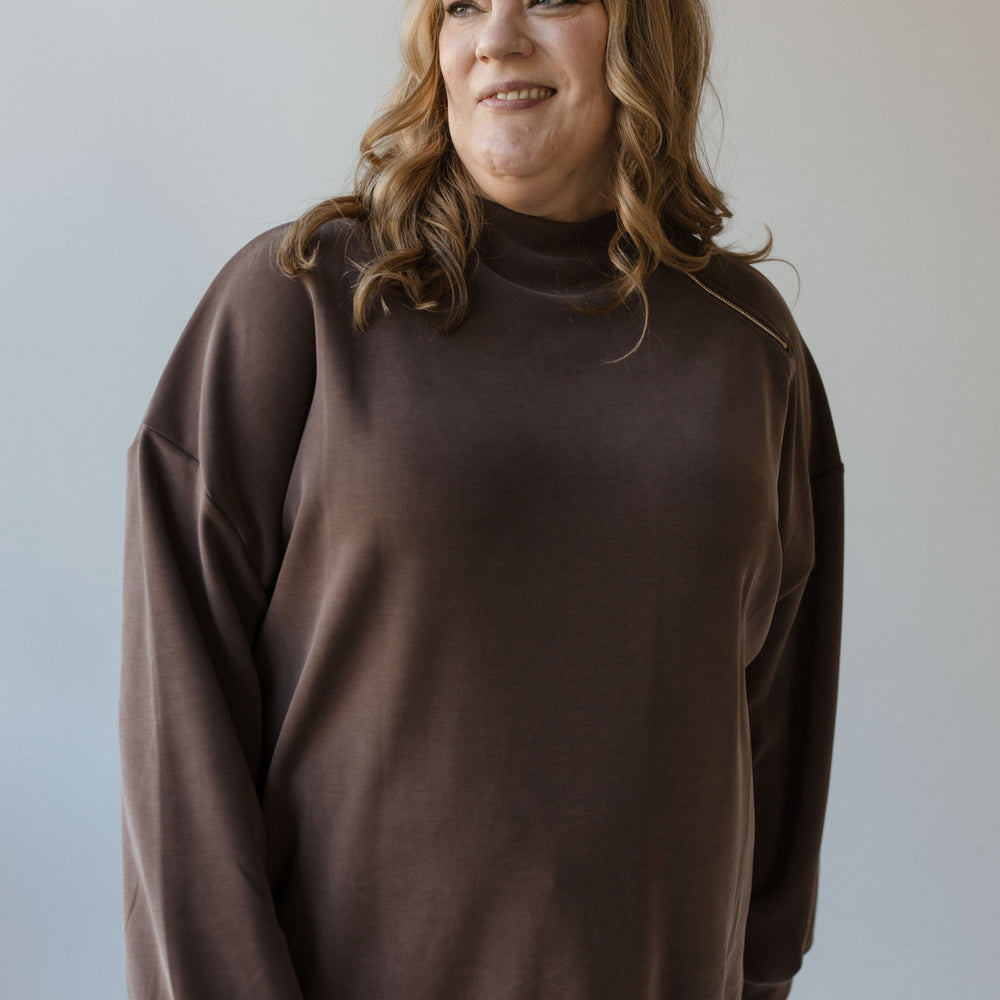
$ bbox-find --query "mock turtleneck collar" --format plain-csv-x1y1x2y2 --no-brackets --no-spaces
477,199,618,296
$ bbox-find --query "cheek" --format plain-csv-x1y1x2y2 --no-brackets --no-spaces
554,23,610,100
437,25,477,81
584,43,611,102
437,36,462,100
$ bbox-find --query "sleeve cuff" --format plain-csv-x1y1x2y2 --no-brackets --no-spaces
742,979,793,1000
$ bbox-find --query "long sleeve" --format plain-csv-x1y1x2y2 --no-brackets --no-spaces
121,430,304,998
119,228,318,998
741,347,844,1000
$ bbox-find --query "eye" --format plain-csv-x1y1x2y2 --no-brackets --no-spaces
444,1,482,15
529,0,580,7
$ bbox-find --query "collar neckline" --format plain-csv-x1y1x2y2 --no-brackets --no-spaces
478,199,618,295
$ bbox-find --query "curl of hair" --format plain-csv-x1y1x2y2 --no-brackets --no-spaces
278,0,770,344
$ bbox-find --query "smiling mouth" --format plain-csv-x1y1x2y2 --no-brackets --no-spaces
487,87,556,102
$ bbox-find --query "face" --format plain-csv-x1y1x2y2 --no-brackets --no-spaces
438,0,617,222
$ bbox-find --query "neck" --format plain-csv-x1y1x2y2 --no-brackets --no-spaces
477,198,619,295
472,176,616,224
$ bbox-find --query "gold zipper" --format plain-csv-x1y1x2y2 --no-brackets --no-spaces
686,272,791,354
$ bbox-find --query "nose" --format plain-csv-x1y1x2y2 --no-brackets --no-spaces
474,8,535,62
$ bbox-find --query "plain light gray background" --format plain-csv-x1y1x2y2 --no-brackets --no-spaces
1,1,997,997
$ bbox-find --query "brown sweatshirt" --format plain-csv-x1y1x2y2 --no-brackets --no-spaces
120,202,843,1000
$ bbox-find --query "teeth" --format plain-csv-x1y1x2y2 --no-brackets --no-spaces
493,87,554,101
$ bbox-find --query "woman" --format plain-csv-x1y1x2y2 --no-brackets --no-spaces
120,1,843,999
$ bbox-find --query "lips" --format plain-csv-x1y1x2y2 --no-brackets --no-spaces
492,87,555,101
478,80,557,103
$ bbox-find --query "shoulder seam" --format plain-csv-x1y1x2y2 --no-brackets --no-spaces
686,272,792,356
811,461,845,485
136,423,261,578
138,422,199,466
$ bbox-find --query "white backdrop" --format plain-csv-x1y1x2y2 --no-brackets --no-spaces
1,2,997,997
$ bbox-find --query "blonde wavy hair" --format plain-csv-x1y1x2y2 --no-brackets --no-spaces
278,0,769,336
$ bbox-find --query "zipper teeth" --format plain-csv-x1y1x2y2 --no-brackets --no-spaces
686,273,791,354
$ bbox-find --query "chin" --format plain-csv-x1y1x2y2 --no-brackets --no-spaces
475,146,551,182
481,162,545,183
